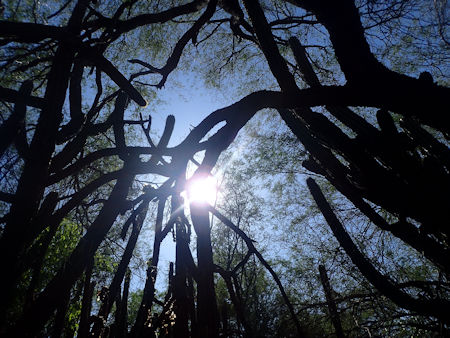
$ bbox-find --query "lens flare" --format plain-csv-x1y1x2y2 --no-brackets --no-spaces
185,175,218,204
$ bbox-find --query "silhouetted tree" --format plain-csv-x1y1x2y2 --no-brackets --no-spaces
0,0,449,336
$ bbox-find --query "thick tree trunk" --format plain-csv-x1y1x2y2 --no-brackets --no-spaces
173,195,190,337
190,202,219,338
187,274,198,337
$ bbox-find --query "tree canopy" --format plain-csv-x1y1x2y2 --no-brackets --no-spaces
0,0,449,336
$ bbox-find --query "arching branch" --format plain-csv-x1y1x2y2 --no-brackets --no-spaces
306,177,450,324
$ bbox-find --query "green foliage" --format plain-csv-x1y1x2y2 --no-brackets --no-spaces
66,298,82,335
41,219,82,283
127,289,144,328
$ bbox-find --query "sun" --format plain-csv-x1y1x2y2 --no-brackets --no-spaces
185,175,218,205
